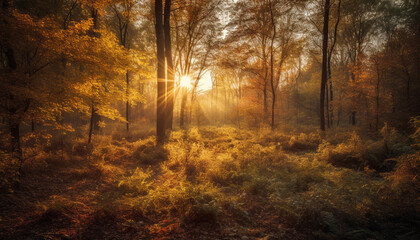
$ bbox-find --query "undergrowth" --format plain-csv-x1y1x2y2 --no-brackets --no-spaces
1,126,419,239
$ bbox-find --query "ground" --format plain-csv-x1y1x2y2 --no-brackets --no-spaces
0,127,419,240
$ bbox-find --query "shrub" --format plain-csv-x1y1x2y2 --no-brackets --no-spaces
386,152,420,205
318,132,365,169
206,153,248,186
138,178,223,225
118,167,152,195
362,140,388,170
72,138,94,156
410,116,420,149
246,177,273,197
132,139,167,165
37,195,85,223
284,133,321,152
188,128,202,142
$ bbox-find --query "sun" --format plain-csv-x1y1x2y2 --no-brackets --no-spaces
179,75,192,89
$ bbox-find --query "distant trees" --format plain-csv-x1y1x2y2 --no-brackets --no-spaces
109,0,136,132
218,0,419,131
228,0,303,128
172,0,221,128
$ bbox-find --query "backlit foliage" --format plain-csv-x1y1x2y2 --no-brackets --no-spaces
0,0,419,239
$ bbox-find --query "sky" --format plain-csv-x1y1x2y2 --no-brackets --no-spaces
197,71,213,93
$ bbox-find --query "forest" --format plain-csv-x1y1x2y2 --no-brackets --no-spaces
0,0,419,239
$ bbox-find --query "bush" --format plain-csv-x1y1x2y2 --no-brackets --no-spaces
410,116,420,149
246,177,273,196
72,138,94,156
137,178,223,225
118,167,152,195
284,133,321,152
318,132,365,169
37,195,85,223
318,129,411,171
131,138,167,165
386,152,420,205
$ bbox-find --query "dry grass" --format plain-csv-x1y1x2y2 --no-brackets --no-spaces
0,126,419,239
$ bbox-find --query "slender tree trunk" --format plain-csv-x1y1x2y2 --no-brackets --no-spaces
31,118,35,132
320,0,330,131
327,0,341,128
155,0,166,142
329,78,334,126
326,83,330,128
10,121,20,154
180,89,187,128
189,99,193,126
337,92,342,127
126,71,130,132
164,0,174,131
404,67,411,112
269,0,276,129
90,7,102,132
375,59,381,131
224,88,228,122
376,87,379,131
3,1,20,155
88,104,94,144
215,82,218,122
139,81,144,116
262,43,268,124
263,82,268,122
211,87,214,123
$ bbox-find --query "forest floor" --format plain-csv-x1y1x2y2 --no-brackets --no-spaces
0,126,419,240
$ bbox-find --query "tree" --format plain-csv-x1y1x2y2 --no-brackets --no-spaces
155,0,166,142
164,0,174,130
0,0,142,184
109,0,136,132
172,0,221,128
320,0,330,131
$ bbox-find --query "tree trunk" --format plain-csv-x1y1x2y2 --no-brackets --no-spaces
329,78,334,126
88,104,94,144
139,81,144,116
91,7,102,132
375,60,380,131
211,87,214,123
164,0,174,131
263,82,268,122
269,0,276,129
155,0,166,142
180,89,187,128
126,71,130,132
224,88,228,122
327,0,341,128
320,0,330,131
326,83,330,128
10,121,21,155
351,111,356,126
